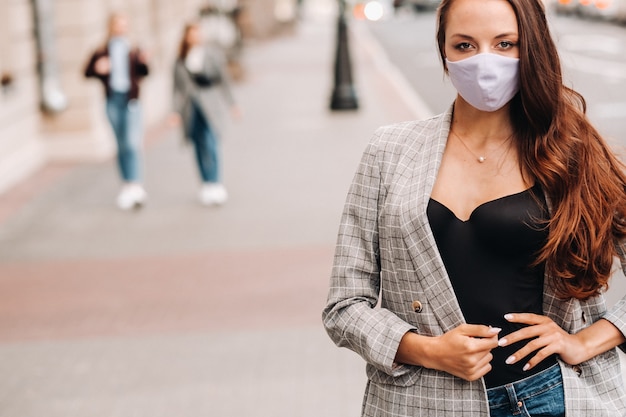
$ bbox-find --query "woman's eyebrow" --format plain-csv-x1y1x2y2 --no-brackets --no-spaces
449,33,475,40
449,32,519,40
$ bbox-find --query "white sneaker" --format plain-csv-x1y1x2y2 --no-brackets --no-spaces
199,183,228,206
117,184,147,210
133,185,147,206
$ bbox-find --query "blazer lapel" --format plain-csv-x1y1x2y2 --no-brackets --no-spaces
399,106,466,333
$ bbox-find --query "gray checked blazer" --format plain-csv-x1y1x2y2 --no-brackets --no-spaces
323,105,626,416
173,45,236,141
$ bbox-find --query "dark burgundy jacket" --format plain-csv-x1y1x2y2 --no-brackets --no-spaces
84,44,149,100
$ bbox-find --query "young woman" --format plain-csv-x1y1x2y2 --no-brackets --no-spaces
172,22,239,206
322,0,626,415
84,12,149,210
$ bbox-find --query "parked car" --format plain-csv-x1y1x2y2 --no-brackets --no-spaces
614,0,626,24
553,0,580,14
553,0,626,23
582,0,626,22
393,0,441,12
552,0,594,14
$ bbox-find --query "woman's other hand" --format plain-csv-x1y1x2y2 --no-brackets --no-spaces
167,112,182,127
230,105,242,121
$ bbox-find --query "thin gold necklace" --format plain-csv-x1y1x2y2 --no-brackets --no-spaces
450,130,513,164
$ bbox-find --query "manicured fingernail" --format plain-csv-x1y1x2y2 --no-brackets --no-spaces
504,314,514,320
523,363,530,371
498,338,507,347
489,327,502,334
505,356,516,365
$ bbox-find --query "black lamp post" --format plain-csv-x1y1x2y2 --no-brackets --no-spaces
330,0,358,110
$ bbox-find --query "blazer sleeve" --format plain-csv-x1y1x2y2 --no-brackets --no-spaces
322,130,417,377
600,239,626,352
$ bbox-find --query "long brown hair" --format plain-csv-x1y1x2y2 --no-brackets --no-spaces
437,0,626,300
177,22,199,61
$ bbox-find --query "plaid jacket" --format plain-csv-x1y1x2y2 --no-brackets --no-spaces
323,106,626,416
172,46,236,141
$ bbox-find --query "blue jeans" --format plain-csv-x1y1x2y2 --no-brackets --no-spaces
487,363,565,417
190,102,220,183
105,91,142,182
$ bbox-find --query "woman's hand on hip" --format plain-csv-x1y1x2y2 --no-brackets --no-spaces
94,57,111,75
497,313,626,371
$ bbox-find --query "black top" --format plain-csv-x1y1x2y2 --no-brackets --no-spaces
427,183,557,388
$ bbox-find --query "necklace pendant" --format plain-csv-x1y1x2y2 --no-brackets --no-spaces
478,156,486,163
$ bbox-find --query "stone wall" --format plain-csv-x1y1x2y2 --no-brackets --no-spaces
0,0,46,195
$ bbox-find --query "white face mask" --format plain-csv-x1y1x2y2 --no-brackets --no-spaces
446,53,520,112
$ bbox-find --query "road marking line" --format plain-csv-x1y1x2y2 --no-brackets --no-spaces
351,21,434,120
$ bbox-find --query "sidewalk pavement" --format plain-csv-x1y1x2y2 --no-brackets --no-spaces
0,2,421,417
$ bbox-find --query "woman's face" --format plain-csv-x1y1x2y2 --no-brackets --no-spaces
109,15,129,37
185,26,202,46
443,0,519,62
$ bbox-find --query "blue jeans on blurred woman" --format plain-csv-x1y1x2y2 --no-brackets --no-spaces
105,91,142,182
189,101,220,183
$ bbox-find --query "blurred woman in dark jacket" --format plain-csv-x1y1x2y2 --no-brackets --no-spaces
84,12,149,210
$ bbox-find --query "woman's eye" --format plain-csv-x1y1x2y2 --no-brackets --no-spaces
456,42,472,51
498,41,516,49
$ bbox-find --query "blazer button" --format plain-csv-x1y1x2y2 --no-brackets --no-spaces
412,300,423,313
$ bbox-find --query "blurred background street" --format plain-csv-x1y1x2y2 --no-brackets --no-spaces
0,0,416,416
1,0,626,416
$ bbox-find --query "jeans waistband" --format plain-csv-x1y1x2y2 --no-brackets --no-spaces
486,363,562,407
108,90,130,101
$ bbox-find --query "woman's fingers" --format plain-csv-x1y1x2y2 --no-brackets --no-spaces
498,312,571,371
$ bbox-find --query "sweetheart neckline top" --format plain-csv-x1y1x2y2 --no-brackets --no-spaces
430,184,539,223
427,182,557,388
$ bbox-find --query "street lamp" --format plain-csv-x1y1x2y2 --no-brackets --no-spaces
330,0,358,110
